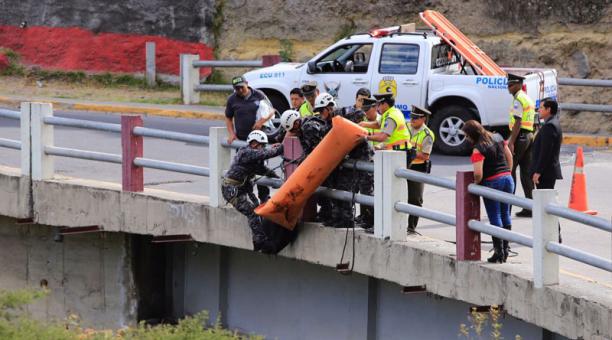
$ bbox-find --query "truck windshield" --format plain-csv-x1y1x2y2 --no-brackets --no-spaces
431,43,459,69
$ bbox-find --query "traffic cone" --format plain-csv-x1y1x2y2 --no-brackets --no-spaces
568,147,597,215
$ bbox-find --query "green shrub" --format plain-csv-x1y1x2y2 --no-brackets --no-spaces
0,289,260,339
279,39,295,62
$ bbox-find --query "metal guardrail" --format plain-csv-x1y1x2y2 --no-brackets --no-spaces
195,84,234,92
468,183,533,210
558,78,612,87
545,203,611,232
134,158,209,177
395,168,455,189
395,202,455,225
45,146,122,164
193,60,265,68
133,127,210,145
44,116,122,133
0,138,21,150
559,103,612,113
468,220,534,247
0,108,21,120
546,242,612,272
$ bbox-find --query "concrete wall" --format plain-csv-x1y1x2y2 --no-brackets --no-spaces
0,216,136,328
175,243,551,340
0,168,609,338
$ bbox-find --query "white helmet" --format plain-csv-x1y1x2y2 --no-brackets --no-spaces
280,109,300,130
246,130,268,144
314,92,336,110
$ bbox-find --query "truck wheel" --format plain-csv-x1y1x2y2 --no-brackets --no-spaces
429,105,476,156
267,92,289,114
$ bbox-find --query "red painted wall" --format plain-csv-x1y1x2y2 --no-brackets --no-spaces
0,25,213,76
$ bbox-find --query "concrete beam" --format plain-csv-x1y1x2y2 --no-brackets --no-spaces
19,177,612,339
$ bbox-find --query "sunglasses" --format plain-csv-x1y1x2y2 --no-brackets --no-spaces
233,85,246,91
410,114,425,120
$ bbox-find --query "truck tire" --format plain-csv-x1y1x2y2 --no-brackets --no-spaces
429,105,476,156
267,92,289,114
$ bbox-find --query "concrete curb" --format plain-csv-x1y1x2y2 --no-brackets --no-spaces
0,96,224,121
563,134,611,148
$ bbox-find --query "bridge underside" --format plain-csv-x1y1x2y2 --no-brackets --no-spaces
0,167,609,339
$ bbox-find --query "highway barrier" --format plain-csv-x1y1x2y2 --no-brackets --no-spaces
0,103,610,290
180,54,282,104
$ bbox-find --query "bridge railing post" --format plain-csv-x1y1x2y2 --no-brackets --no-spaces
121,115,144,192
19,102,32,176
456,171,481,260
180,54,200,105
30,102,54,180
533,189,560,288
209,127,231,208
375,151,407,240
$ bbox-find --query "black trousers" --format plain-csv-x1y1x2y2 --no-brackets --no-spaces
511,132,534,201
407,162,428,231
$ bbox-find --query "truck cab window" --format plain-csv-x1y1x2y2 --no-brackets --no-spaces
314,44,372,73
379,44,419,75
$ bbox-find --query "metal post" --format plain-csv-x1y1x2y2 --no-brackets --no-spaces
145,41,156,87
30,102,54,180
262,55,282,67
381,151,407,241
209,127,231,208
121,115,144,192
456,171,480,260
373,152,384,238
180,54,200,105
19,102,31,176
533,189,560,288
283,136,316,221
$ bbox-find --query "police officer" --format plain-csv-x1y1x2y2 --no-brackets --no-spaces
332,92,375,229
407,105,435,234
222,130,284,251
361,92,412,153
507,73,536,217
299,81,319,117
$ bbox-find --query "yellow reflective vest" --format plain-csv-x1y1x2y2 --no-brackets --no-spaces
409,124,435,164
299,101,314,117
509,90,535,132
380,107,411,150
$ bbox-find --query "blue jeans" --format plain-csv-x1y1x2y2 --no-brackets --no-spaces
482,175,515,227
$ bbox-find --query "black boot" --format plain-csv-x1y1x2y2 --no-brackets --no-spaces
502,225,512,262
487,237,504,263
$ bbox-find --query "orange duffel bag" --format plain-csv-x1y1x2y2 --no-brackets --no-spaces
255,116,367,230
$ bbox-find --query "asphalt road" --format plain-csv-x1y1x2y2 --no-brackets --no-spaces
0,109,610,285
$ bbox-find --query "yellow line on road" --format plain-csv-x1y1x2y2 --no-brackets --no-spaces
560,268,612,288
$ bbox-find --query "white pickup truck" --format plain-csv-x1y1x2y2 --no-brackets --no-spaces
244,29,558,155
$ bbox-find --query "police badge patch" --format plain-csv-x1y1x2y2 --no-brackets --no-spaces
378,76,397,97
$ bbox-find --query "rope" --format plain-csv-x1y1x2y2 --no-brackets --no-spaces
338,160,358,275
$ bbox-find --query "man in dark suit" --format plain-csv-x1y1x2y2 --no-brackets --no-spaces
531,98,563,189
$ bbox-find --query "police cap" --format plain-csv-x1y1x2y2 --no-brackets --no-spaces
362,97,377,109
507,73,525,84
410,105,431,118
301,80,318,96
373,92,394,103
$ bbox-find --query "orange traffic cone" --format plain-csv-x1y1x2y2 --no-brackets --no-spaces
568,147,597,215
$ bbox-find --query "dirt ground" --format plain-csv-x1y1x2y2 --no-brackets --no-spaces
0,75,229,107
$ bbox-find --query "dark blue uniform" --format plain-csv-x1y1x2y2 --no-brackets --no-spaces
222,144,283,248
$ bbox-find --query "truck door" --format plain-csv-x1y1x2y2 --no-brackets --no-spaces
300,43,374,108
370,42,424,117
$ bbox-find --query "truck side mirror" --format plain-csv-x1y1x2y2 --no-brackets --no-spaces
307,61,317,74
